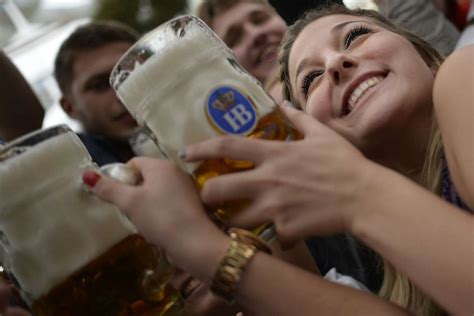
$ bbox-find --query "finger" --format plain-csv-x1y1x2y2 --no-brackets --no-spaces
182,136,277,165
279,102,321,136
228,196,276,230
273,206,344,249
273,215,300,251
200,170,261,205
126,156,157,178
82,170,136,212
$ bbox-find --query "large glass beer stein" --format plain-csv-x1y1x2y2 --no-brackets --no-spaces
0,126,182,316
110,16,299,238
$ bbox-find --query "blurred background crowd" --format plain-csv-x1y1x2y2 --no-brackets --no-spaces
1,0,470,132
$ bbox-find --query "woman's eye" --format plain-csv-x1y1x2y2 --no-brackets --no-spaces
301,71,323,97
344,26,372,49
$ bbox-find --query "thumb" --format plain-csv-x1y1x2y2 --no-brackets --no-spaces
82,169,135,212
279,101,321,136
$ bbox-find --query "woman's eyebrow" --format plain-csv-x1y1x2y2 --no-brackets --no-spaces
295,58,309,84
331,20,367,33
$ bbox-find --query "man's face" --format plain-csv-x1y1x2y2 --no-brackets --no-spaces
64,42,137,140
212,2,287,83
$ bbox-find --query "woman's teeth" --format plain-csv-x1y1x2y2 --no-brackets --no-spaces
348,76,384,112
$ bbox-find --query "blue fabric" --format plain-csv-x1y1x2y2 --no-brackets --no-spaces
441,163,472,212
0,138,5,145
78,133,133,166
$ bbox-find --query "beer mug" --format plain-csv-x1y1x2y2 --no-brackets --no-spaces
129,128,167,159
0,126,182,316
110,15,299,239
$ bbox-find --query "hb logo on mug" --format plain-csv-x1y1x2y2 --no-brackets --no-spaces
206,86,257,135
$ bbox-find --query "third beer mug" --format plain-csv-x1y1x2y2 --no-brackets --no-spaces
0,126,182,315
110,15,299,238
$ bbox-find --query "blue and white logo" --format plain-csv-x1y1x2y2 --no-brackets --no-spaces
206,86,257,135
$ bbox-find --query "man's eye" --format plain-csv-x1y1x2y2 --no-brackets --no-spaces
86,77,110,92
344,26,372,49
225,28,242,48
251,11,270,25
92,81,110,92
301,71,323,97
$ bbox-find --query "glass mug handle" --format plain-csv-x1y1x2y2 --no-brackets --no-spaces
98,163,179,305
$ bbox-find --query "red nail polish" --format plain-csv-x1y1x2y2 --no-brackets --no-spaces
82,170,101,188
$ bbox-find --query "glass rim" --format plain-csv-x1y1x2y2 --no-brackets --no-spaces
109,15,223,92
0,125,73,162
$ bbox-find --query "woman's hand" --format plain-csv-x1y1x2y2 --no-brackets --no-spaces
83,157,230,282
183,105,375,246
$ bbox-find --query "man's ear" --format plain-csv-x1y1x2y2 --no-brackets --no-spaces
60,96,80,119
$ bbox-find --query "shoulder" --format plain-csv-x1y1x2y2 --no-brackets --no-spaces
433,45,474,209
434,45,474,105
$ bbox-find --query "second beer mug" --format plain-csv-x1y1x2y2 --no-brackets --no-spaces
110,15,299,238
0,126,182,316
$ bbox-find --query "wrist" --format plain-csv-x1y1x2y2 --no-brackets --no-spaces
210,240,258,303
183,225,232,283
347,159,383,237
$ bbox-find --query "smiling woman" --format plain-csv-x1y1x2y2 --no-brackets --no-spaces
274,5,469,315
82,4,473,316
280,9,440,166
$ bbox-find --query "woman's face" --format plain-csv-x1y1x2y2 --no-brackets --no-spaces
288,14,435,156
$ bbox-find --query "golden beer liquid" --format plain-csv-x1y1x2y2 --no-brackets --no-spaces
193,107,301,235
32,234,182,316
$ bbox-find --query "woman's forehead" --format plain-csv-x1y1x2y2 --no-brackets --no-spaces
292,14,376,52
288,14,376,76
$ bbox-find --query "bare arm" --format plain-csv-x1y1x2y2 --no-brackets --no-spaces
0,50,44,141
237,251,412,316
183,102,474,315
433,44,474,208
352,47,474,314
352,163,474,316
87,158,413,316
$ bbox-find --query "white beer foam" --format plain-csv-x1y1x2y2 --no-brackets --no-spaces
116,19,275,172
0,132,136,301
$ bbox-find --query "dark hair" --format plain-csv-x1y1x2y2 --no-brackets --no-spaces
54,21,140,97
278,4,444,107
193,0,270,28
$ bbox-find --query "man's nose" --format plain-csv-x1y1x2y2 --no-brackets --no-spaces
244,23,268,48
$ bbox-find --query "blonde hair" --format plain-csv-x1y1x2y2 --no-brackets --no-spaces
278,5,446,316
192,0,270,28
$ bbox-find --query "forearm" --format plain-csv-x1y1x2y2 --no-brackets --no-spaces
236,252,412,316
0,51,44,141
352,163,474,315
169,211,410,315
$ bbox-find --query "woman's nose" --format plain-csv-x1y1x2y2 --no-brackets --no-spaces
328,55,357,85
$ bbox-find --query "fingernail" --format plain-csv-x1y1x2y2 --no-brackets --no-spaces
178,149,187,160
82,170,101,188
